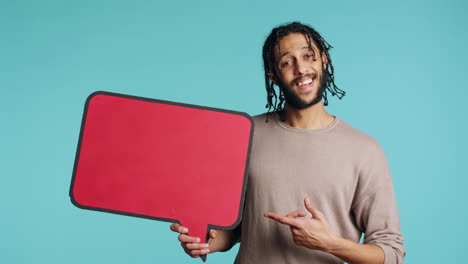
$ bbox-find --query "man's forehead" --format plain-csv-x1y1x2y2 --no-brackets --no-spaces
274,33,319,59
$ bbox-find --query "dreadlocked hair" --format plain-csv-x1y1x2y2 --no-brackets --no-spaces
262,21,346,122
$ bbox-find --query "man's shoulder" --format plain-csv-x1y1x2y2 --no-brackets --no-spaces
248,112,272,128
336,117,383,153
251,112,269,123
336,118,374,139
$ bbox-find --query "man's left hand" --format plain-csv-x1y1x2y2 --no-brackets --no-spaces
264,198,340,252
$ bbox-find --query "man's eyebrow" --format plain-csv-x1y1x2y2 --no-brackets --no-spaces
279,46,315,59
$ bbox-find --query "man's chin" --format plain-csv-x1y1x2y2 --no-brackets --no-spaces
285,98,322,110
280,83,324,109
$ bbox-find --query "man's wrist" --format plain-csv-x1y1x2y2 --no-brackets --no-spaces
322,233,346,253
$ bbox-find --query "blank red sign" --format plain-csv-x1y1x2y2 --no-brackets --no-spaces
70,91,253,248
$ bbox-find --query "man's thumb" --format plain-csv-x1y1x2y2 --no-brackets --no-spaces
304,198,324,221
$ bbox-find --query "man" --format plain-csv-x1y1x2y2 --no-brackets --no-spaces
170,22,405,264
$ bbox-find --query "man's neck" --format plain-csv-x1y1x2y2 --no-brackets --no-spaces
282,102,335,129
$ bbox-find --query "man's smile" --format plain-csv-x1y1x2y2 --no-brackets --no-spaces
292,74,316,93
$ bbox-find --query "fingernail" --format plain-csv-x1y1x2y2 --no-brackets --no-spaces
196,238,200,243
183,228,188,233
203,244,209,248
305,198,310,204
202,249,210,254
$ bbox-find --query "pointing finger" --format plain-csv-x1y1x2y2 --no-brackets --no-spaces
264,212,301,228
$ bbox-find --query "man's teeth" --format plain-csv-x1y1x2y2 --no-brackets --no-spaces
297,78,313,86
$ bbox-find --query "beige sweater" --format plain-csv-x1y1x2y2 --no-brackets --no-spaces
234,112,405,264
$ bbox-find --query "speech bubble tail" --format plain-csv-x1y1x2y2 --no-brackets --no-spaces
200,254,207,262
184,223,209,244
182,221,210,261
200,225,209,262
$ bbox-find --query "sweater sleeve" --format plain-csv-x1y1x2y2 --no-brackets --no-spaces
351,140,406,264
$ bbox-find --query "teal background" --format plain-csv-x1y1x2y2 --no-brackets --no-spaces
1,0,466,263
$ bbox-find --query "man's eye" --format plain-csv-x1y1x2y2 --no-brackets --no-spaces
281,61,292,67
305,53,314,59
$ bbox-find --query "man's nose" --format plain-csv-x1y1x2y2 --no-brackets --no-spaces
294,60,309,76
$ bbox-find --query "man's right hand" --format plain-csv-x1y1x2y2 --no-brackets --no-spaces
170,223,217,258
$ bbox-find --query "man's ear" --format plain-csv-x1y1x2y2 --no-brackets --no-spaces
268,72,279,86
321,52,329,69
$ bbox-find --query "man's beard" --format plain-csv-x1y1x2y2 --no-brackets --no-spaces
278,70,328,110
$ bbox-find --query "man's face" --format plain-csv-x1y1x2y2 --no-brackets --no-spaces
270,33,328,109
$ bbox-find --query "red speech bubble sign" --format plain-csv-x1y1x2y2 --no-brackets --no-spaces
70,91,253,258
